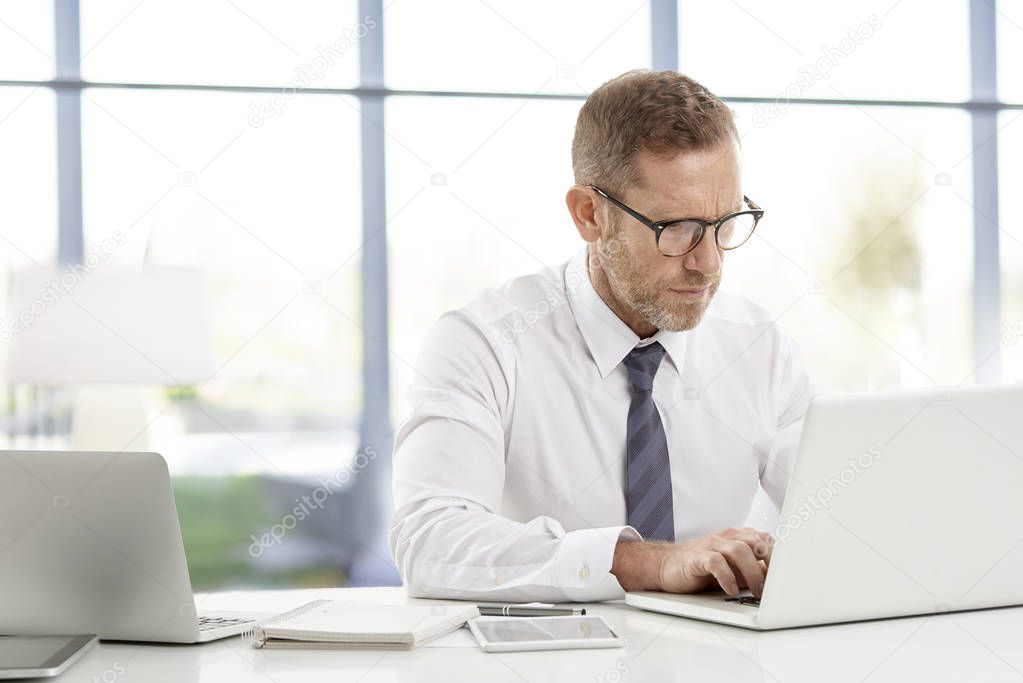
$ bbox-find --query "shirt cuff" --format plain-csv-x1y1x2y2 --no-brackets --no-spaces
555,525,641,602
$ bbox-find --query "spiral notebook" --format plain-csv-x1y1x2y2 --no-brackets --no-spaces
244,600,480,650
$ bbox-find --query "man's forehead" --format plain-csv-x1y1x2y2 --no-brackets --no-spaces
635,143,739,175
630,145,741,212
632,173,741,218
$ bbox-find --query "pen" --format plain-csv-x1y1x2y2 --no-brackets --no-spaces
476,605,586,617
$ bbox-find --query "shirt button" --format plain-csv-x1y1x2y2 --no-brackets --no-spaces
578,565,590,580
495,575,504,585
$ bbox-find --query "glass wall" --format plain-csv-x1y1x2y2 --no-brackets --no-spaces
0,0,1015,589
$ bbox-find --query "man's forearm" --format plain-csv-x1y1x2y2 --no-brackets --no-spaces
610,539,667,592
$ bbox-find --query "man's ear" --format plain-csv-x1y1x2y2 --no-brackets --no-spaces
566,185,601,244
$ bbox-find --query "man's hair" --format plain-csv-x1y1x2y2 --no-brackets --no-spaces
571,70,738,195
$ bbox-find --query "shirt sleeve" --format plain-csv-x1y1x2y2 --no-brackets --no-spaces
389,310,639,603
759,329,815,511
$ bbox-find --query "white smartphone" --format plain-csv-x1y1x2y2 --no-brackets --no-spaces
467,615,625,652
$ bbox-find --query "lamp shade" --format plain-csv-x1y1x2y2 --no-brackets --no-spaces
4,267,215,385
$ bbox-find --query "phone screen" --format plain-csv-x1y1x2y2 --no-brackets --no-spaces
474,616,616,643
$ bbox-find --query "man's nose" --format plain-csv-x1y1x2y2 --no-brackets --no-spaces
681,229,722,276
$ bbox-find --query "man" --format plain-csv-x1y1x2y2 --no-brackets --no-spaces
389,70,813,603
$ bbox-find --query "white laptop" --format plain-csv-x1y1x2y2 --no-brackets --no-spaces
0,450,272,642
627,383,1023,630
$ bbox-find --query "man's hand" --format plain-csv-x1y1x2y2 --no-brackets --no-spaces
611,527,774,598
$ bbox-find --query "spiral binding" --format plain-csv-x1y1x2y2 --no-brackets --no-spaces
241,598,331,648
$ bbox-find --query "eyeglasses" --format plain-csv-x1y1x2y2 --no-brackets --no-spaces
589,185,764,257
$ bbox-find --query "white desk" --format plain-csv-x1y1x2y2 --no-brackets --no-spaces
58,586,1023,682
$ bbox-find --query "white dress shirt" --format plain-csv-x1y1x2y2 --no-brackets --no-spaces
390,248,814,603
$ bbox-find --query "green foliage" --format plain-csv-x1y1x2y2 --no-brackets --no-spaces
809,149,933,389
172,475,350,590
164,385,199,402
828,155,925,310
172,475,270,589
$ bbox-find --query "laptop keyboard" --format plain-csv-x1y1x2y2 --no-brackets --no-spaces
198,616,255,631
723,596,761,607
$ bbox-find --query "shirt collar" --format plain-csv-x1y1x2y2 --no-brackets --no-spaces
565,247,688,380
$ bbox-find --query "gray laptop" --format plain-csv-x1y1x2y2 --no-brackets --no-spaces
627,383,1023,629
0,450,271,642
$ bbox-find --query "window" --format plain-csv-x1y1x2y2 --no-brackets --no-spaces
1000,111,1023,382
0,86,57,387
79,0,360,87
729,104,975,389
0,0,1015,590
82,87,364,444
0,2,53,80
386,95,582,420
997,2,1023,103
679,0,969,101
79,87,366,587
385,0,649,94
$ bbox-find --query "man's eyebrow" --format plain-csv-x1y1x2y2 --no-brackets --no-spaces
651,203,742,221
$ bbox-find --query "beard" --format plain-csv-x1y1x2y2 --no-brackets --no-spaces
596,234,720,332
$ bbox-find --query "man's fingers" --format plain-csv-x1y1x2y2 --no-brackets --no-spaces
720,527,775,565
752,532,774,565
664,530,776,596
711,538,766,598
697,551,739,596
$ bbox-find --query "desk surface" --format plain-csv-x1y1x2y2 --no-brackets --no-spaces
57,586,1023,682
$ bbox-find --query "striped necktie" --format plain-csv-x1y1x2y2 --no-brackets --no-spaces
622,342,675,541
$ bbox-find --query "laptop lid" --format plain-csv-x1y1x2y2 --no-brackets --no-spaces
0,451,201,642
757,383,1023,629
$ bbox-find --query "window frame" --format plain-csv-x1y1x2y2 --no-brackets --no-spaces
0,0,1008,580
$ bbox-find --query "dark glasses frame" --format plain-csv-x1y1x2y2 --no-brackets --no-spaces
588,185,764,256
